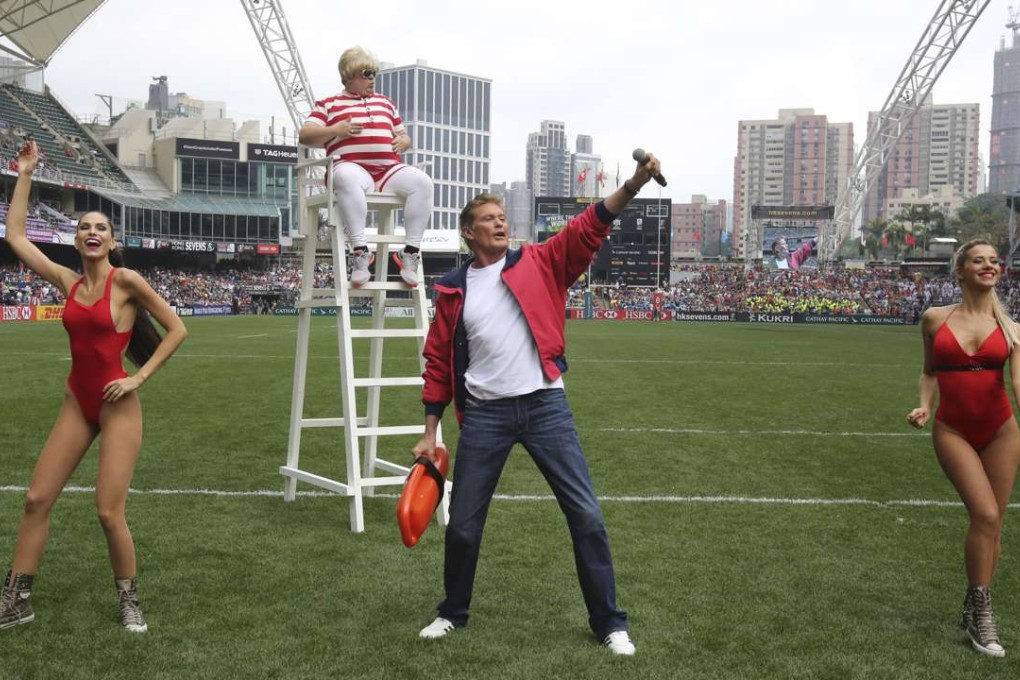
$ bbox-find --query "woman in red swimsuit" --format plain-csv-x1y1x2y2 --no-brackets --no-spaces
0,142,187,633
907,239,1020,657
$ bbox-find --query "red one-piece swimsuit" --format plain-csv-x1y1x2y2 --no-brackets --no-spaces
933,319,1013,452
61,268,132,427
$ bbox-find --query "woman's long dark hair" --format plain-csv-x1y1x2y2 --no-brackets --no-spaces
85,212,163,367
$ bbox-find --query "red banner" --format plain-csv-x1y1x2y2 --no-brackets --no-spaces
1,305,35,322
256,244,281,255
589,310,674,321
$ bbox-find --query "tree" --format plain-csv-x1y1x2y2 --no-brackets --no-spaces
862,217,888,260
884,219,909,260
894,204,946,256
949,193,1011,252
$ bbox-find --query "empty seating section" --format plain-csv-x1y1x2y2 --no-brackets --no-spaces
0,84,134,189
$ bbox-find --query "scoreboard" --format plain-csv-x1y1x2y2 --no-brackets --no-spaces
534,196,671,287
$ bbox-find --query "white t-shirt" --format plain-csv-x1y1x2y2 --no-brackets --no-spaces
462,258,564,400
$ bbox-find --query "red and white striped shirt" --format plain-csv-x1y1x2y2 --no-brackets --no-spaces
305,91,405,182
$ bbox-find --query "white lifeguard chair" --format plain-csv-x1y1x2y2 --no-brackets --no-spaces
281,149,449,533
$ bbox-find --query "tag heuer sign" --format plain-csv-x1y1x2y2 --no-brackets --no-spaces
248,143,298,164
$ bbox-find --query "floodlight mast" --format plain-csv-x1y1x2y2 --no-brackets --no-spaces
823,0,989,262
239,0,319,150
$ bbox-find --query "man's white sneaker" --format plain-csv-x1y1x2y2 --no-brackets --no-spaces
350,248,374,287
603,630,636,655
419,616,455,639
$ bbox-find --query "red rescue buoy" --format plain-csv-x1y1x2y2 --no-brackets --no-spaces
397,445,449,548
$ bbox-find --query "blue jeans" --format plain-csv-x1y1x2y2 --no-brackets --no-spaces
437,388,628,639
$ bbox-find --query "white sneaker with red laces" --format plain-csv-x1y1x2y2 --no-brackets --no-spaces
394,250,421,287
350,248,374,287
603,630,636,655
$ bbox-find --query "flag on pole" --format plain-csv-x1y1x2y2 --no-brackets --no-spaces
577,167,587,184
596,165,605,187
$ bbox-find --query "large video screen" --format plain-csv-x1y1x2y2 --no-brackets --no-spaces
534,197,670,286
762,226,818,269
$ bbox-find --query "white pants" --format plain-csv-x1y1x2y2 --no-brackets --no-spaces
331,162,434,250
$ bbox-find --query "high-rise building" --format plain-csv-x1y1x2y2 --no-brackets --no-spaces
570,150,602,198
989,19,1020,195
490,180,533,240
376,60,492,230
148,76,169,113
576,134,593,154
144,76,225,124
526,120,570,197
863,99,980,223
732,109,853,260
671,195,727,258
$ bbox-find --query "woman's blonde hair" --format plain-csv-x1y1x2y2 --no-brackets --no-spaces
338,46,378,86
953,238,1019,348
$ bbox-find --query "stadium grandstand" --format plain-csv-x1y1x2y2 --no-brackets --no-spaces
8,259,1018,322
0,1,302,275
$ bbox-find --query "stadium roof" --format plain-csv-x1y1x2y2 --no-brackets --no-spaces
0,0,107,66
95,189,284,218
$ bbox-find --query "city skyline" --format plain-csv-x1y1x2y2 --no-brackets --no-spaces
375,63,491,231
32,0,1014,204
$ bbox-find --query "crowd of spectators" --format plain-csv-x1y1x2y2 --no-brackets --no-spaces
0,262,315,311
6,260,1020,321
0,197,74,235
653,264,954,321
567,263,994,321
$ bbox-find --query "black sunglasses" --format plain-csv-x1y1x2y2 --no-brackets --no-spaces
359,70,377,79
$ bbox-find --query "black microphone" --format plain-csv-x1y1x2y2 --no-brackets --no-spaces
632,148,667,187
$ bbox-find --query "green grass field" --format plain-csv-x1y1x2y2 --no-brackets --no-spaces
0,315,1018,679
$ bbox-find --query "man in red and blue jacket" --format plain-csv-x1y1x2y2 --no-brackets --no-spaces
412,154,662,656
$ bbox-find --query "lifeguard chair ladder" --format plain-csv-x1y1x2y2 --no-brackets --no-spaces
281,150,449,533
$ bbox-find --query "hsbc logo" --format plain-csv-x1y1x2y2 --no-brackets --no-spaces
2,305,32,321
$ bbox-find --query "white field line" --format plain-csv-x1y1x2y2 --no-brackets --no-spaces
570,359,908,367
597,427,925,437
0,485,1000,509
237,333,269,339
0,352,910,369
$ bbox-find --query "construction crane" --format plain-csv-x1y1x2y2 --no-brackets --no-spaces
1008,4,1020,37
822,0,989,261
239,0,316,133
240,0,328,204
